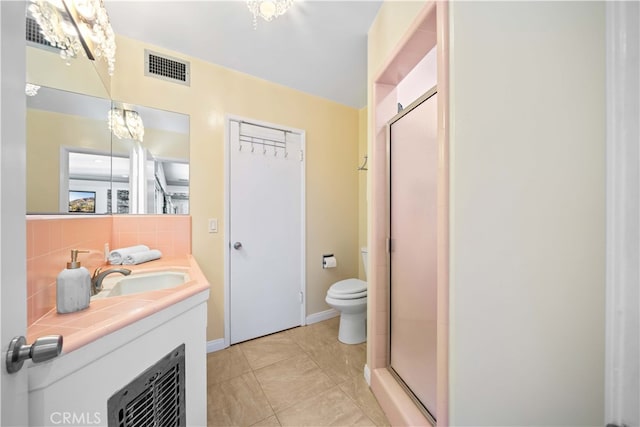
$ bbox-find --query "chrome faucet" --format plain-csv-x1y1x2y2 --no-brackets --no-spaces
91,267,131,295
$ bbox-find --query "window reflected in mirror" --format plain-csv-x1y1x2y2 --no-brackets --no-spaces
110,102,190,214
65,151,188,214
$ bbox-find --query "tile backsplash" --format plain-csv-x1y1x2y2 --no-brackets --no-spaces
26,215,192,325
111,215,191,257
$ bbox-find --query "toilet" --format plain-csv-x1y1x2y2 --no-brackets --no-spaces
325,248,368,344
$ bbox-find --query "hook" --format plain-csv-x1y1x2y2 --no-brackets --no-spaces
358,155,368,171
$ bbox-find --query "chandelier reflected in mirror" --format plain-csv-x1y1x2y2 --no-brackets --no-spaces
108,108,144,143
247,0,294,28
25,83,41,97
28,0,116,75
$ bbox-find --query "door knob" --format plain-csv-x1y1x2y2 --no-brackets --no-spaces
233,242,243,250
6,335,63,373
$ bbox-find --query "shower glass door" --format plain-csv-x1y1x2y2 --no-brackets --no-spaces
388,88,438,422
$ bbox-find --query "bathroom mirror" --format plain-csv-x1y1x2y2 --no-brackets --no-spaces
110,102,190,214
26,88,190,214
26,85,112,214
26,34,110,101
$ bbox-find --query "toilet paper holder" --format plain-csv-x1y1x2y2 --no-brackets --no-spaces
322,254,337,269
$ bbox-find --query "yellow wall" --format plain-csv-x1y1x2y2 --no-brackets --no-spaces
111,35,361,341
358,107,368,280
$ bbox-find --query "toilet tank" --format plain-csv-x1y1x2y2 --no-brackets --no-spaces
361,247,368,279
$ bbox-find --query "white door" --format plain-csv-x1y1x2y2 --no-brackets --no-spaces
227,118,305,344
1,2,29,424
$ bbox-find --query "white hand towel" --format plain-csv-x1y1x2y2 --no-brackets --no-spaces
122,249,162,265
108,245,150,265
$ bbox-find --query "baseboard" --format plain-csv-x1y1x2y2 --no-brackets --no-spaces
206,338,227,353
306,308,339,325
364,364,371,385
210,310,337,351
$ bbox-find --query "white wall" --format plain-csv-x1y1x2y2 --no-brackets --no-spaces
449,2,605,425
0,1,28,425
605,2,640,425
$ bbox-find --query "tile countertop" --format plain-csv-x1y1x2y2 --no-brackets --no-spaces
27,256,210,354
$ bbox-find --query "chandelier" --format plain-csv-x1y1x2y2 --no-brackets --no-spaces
28,0,116,75
108,108,144,143
246,0,294,28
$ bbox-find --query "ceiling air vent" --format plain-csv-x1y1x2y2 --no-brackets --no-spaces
26,16,59,52
145,49,190,86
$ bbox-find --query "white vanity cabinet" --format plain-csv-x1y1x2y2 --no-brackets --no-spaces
27,291,209,427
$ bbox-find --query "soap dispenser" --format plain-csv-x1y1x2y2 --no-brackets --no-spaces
56,249,91,314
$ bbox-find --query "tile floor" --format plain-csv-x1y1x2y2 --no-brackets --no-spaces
206,317,389,426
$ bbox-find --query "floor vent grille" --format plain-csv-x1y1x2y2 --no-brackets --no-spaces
145,49,190,86
108,344,186,427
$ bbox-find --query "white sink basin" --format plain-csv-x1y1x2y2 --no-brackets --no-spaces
93,270,190,299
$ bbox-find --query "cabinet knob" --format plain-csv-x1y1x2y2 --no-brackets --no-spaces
5,335,63,373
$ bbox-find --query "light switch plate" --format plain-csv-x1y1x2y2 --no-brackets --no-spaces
208,218,218,233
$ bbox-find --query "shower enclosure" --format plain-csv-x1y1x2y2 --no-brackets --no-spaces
387,87,439,423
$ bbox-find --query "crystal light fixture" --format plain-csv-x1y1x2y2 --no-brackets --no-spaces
28,0,116,75
246,0,293,28
108,108,144,143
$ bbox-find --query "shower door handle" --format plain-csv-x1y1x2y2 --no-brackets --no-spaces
233,242,243,250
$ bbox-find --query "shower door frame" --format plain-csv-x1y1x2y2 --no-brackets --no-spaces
367,3,449,425
386,86,439,425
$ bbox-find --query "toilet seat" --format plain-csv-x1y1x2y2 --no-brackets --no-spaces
327,278,367,300
328,289,367,299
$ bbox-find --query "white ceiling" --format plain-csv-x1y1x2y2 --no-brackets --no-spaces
103,0,383,109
